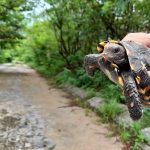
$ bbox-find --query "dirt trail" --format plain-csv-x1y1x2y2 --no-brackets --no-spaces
0,63,124,150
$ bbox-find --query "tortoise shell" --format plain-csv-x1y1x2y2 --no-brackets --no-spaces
120,41,150,105
84,40,150,119
99,41,150,106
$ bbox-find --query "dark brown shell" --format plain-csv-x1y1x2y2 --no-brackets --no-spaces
120,41,150,105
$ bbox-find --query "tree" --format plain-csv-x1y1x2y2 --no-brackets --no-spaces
45,0,105,68
17,0,150,70
0,0,34,48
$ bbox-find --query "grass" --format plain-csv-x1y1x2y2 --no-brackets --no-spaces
120,123,147,150
140,108,150,128
97,101,124,122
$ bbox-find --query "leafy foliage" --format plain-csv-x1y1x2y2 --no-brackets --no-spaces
0,0,36,48
1,0,150,148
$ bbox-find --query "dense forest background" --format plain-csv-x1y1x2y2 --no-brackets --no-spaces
1,0,150,149
1,0,150,101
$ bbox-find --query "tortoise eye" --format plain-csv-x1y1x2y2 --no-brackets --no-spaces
114,48,119,53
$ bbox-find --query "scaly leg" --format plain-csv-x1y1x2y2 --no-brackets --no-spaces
122,71,143,120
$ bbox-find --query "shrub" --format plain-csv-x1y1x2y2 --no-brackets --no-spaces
56,68,75,85
75,68,93,87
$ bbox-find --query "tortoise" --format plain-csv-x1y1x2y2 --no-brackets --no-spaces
84,40,150,120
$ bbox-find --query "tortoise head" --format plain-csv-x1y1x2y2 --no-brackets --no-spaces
103,43,128,67
84,53,125,88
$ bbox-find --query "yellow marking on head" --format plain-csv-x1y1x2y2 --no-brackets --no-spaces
104,44,109,50
118,76,124,87
97,47,103,53
109,40,119,44
135,76,141,85
111,63,119,69
98,40,119,55
97,41,108,53
103,43,117,54
99,41,107,47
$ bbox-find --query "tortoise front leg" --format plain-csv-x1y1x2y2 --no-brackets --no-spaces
121,71,143,120
84,54,101,76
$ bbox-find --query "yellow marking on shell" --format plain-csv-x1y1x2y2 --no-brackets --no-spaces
144,86,150,92
141,61,146,69
138,86,150,95
144,96,150,100
117,76,124,87
138,88,145,94
148,71,150,76
135,76,141,85
143,101,150,106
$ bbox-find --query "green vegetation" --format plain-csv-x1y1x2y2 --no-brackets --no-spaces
0,0,36,48
97,102,123,122
119,123,146,150
1,0,150,149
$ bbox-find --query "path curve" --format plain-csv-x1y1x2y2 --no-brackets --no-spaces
0,63,124,150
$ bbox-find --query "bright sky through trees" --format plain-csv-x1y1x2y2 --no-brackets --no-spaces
24,0,50,18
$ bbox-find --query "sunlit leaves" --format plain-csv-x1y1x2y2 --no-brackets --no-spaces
0,0,35,48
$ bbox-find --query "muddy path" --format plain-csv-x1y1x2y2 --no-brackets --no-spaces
0,63,124,150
